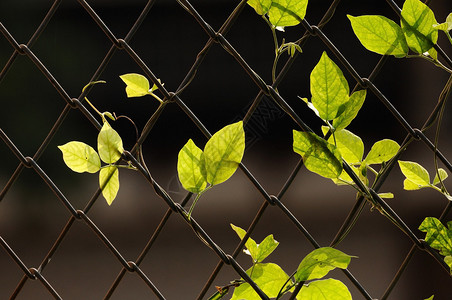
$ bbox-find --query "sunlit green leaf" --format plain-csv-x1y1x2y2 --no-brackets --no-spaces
297,278,352,300
333,89,367,130
231,263,289,300
310,52,350,121
255,234,279,263
328,129,364,164
58,141,101,174
177,139,207,194
295,247,353,282
348,15,408,57
419,217,452,257
378,192,394,199
401,0,438,54
445,256,452,274
204,121,245,185
268,0,309,27
398,160,430,187
231,224,259,262
293,130,343,179
403,178,423,190
119,73,150,98
98,122,124,164
433,13,452,32
363,139,400,165
247,0,272,15
424,295,435,300
433,168,448,186
99,166,119,205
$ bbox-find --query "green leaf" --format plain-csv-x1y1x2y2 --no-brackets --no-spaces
231,224,259,262
403,178,423,190
333,89,367,130
58,141,101,174
177,139,207,194
310,52,350,121
419,217,452,257
348,15,408,57
433,168,448,186
297,278,352,300
98,122,124,164
398,160,430,187
230,224,278,263
247,0,272,15
268,0,309,27
424,295,434,300
255,234,279,263
204,121,245,186
433,13,452,32
119,73,150,98
99,166,119,205
328,129,364,164
378,192,394,199
295,247,353,282
363,139,400,165
293,130,343,179
445,256,452,274
401,0,438,54
230,263,289,300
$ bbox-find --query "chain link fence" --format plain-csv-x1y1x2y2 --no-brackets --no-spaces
1,0,451,299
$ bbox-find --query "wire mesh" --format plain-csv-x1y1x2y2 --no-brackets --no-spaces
1,0,451,299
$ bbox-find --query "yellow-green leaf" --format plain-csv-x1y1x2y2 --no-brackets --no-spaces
293,130,343,179
98,122,124,164
268,0,308,27
419,217,452,257
99,166,119,205
119,73,150,98
403,178,423,190
433,13,452,32
348,15,408,57
433,168,448,186
231,263,289,300
398,160,430,187
247,0,272,15
328,129,364,164
58,141,100,173
363,139,400,165
295,247,353,282
204,121,245,186
231,224,259,261
177,139,207,193
401,0,438,54
310,52,350,121
298,278,352,300
378,192,394,199
333,89,366,130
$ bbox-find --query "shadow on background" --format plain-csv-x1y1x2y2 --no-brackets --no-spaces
0,0,451,299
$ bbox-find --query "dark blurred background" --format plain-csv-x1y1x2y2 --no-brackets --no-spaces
1,0,451,299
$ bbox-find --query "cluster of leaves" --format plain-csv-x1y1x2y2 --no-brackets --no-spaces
59,74,163,205
215,225,354,300
293,51,399,198
399,161,451,200
348,0,452,72
59,121,124,205
177,122,245,219
349,0,452,275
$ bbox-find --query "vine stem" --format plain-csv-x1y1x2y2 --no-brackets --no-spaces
406,54,452,73
187,185,212,220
